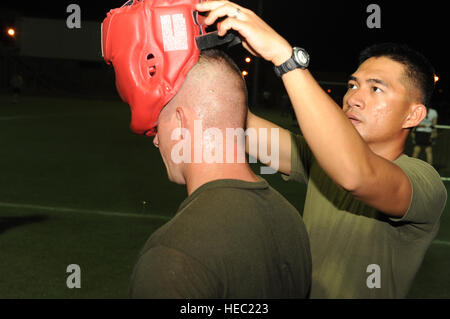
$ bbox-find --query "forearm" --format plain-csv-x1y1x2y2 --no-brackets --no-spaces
245,110,292,174
195,1,411,214
281,68,372,190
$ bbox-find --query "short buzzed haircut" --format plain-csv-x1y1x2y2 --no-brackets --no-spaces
184,49,248,129
358,43,435,107
159,49,248,131
198,49,248,106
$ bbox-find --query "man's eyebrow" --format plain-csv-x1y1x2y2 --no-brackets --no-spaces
367,78,389,87
347,75,389,87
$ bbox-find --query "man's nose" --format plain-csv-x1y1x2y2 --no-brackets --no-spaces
345,89,365,110
153,134,159,148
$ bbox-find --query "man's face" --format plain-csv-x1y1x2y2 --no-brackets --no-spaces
342,57,416,144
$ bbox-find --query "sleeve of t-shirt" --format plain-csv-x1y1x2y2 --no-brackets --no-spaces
390,157,447,229
129,245,220,299
282,132,314,184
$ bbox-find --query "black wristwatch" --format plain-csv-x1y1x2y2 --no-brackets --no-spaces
274,47,310,77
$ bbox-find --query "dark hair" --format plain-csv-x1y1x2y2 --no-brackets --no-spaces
358,43,435,106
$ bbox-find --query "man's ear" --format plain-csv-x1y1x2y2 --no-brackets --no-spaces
175,107,186,139
403,104,427,129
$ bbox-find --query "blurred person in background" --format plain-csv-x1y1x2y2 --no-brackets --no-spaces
412,107,438,166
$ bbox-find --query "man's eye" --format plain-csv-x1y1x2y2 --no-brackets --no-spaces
372,86,383,93
347,83,357,90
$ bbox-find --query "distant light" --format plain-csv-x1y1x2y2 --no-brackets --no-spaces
434,75,439,83
327,89,332,93
7,28,16,37
245,57,251,63
242,70,248,77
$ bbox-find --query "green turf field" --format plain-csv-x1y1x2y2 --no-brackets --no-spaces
0,94,448,298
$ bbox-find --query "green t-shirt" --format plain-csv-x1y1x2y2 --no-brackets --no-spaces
285,133,447,298
130,177,312,298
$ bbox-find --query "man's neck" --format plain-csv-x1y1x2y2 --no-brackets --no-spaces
368,138,406,161
184,163,259,196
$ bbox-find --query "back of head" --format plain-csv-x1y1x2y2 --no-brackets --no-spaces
358,43,435,107
167,49,248,130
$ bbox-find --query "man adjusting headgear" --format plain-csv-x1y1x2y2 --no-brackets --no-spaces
101,0,239,136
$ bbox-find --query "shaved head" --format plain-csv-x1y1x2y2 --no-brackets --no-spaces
160,49,248,130
153,49,258,187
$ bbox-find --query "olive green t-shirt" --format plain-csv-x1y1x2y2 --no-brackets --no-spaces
285,133,447,299
130,177,312,298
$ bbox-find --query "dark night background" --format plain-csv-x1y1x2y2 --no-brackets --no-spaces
1,1,450,300
0,0,449,119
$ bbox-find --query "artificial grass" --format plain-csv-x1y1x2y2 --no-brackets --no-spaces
0,94,448,298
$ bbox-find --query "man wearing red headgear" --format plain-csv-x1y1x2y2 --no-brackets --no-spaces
128,49,311,298
102,1,312,298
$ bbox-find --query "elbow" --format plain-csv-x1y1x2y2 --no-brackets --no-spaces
336,150,376,193
340,175,363,193
338,162,374,194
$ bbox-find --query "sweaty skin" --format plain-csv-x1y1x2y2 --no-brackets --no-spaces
196,1,427,217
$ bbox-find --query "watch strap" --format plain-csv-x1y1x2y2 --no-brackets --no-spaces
274,58,299,77
273,47,308,77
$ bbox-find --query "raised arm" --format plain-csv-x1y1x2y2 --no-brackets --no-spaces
246,110,292,175
196,1,419,217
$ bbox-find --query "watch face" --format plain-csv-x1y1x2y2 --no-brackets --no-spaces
295,49,308,65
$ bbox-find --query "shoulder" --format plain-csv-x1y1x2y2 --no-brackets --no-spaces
143,181,303,253
130,245,220,298
186,183,295,225
395,156,445,197
143,185,266,248
181,185,266,221
396,155,442,187
393,155,447,225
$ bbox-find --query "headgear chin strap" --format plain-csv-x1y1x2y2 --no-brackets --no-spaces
102,0,240,136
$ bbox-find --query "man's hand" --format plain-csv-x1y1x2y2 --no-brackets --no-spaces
196,1,292,65
198,1,412,218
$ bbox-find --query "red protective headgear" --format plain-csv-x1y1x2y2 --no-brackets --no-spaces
102,0,239,136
